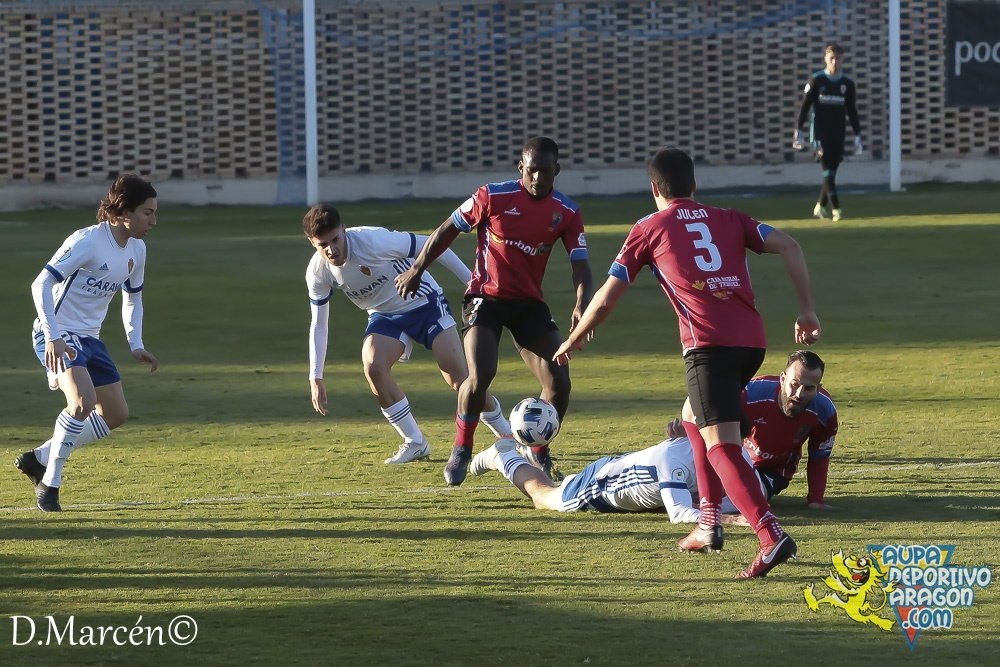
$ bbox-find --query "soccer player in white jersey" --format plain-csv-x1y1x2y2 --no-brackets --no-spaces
303,204,511,464
470,419,752,524
15,174,161,512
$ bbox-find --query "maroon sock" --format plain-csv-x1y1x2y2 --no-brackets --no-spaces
454,413,479,451
707,442,783,545
683,422,724,528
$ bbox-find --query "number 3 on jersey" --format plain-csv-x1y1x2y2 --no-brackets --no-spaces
685,222,722,272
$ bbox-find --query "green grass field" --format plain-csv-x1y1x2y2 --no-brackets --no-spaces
1,184,998,665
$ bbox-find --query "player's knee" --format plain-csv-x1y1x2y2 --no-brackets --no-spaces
103,407,128,430
464,369,494,396
443,372,465,392
362,360,392,388
66,397,96,421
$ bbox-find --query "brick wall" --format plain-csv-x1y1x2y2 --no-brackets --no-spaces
1,0,996,187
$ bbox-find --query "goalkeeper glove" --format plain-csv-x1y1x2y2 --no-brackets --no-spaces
792,129,807,151
854,135,864,156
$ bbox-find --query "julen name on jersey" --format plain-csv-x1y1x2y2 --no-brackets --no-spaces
676,208,708,220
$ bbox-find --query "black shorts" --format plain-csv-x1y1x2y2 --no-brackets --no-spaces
684,346,766,427
462,295,559,348
756,468,790,500
816,137,845,170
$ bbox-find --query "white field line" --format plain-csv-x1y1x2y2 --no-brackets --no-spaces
3,459,999,514
0,484,510,513
837,459,1000,475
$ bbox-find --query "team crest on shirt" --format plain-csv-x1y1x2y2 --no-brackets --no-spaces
550,212,563,229
359,266,372,276
841,84,847,94
128,258,135,273
692,280,706,290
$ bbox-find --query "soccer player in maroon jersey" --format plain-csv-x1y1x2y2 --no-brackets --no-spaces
742,350,838,510
395,137,593,487
553,147,821,578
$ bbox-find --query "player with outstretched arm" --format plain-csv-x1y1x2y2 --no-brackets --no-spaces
554,147,821,579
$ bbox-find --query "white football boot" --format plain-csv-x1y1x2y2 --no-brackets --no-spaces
384,438,430,465
469,438,519,476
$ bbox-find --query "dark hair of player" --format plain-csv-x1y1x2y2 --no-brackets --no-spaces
96,174,157,223
302,203,343,238
646,147,696,199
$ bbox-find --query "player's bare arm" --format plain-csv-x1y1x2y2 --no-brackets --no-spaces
762,228,821,344
43,337,69,374
568,258,594,341
395,220,461,299
131,348,160,373
553,275,629,364
310,377,328,416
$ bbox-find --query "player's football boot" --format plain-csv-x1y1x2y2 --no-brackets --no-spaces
443,446,473,486
831,208,842,222
519,445,564,482
15,451,46,486
35,483,61,512
736,533,798,579
469,438,518,476
678,524,724,553
812,203,828,220
384,438,431,465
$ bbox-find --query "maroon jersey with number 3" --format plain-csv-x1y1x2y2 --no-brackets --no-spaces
610,199,773,351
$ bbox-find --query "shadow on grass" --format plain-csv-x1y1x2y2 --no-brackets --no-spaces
0,590,990,666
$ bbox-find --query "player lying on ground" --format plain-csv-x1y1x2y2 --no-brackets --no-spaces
470,419,750,524
741,349,839,509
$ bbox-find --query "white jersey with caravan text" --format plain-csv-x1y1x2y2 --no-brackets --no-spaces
306,227,448,314
33,221,146,340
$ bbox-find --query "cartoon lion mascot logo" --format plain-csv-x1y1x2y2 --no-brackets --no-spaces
803,549,897,631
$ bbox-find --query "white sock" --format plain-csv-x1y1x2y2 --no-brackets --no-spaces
480,396,512,438
33,440,52,465
34,412,111,465
381,397,423,443
41,411,87,488
498,449,531,483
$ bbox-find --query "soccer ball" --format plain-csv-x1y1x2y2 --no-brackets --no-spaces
509,397,560,447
